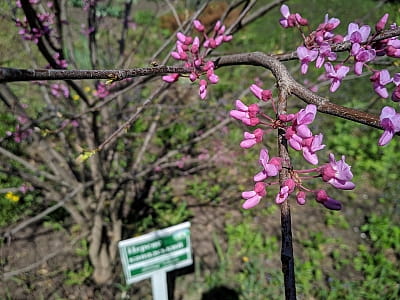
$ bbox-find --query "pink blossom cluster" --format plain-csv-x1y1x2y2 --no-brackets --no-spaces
6,114,33,143
15,7,54,44
230,84,355,211
50,83,69,98
163,19,232,99
93,82,109,98
280,5,400,146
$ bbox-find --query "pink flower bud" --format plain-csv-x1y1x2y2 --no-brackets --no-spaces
375,13,389,32
193,19,205,32
162,73,179,83
296,191,306,205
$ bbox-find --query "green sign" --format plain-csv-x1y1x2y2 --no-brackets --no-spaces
119,222,192,284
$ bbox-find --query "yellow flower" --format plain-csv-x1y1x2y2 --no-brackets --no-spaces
84,86,92,93
5,192,20,202
242,256,249,263
72,94,80,101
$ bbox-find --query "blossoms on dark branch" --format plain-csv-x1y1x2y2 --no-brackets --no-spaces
163,19,232,99
378,106,400,146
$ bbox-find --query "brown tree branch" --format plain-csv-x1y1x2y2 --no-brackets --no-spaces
0,66,190,83
214,52,382,130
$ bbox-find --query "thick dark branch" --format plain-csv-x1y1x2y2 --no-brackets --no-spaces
0,66,190,83
276,82,297,300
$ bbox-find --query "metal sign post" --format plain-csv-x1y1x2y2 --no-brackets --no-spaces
118,222,192,300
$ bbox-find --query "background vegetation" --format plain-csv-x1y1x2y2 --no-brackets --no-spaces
0,0,399,299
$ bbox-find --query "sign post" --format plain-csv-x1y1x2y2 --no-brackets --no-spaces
118,222,192,300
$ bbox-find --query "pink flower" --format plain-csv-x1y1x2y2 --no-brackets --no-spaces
242,182,266,209
344,23,371,44
240,128,264,149
297,46,318,74
296,104,317,126
275,179,295,204
370,69,392,98
378,106,400,146
50,83,69,98
279,5,308,28
250,84,272,101
375,13,389,32
302,133,325,165
315,43,337,68
162,73,180,83
296,191,306,205
324,63,349,92
176,32,193,45
193,19,205,32
93,83,109,98
230,100,260,126
254,148,282,181
199,79,207,99
351,44,376,75
315,190,342,210
391,73,400,102
320,153,355,190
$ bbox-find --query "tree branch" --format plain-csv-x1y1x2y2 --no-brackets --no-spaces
0,66,190,83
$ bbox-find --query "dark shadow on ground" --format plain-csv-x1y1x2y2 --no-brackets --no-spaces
201,286,239,300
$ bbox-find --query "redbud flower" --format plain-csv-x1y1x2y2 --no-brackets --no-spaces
193,19,205,32
324,63,349,92
320,153,355,190
275,179,295,204
352,45,376,75
297,46,318,74
315,43,337,68
176,32,193,45
296,191,306,205
162,73,179,83
370,69,392,98
250,84,272,101
230,100,260,126
378,106,400,146
240,128,264,149
302,133,325,165
375,13,389,32
392,73,400,102
254,148,282,181
344,23,371,44
315,190,342,210
199,79,207,99
321,14,340,31
279,5,307,28
296,104,317,126
242,182,266,209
